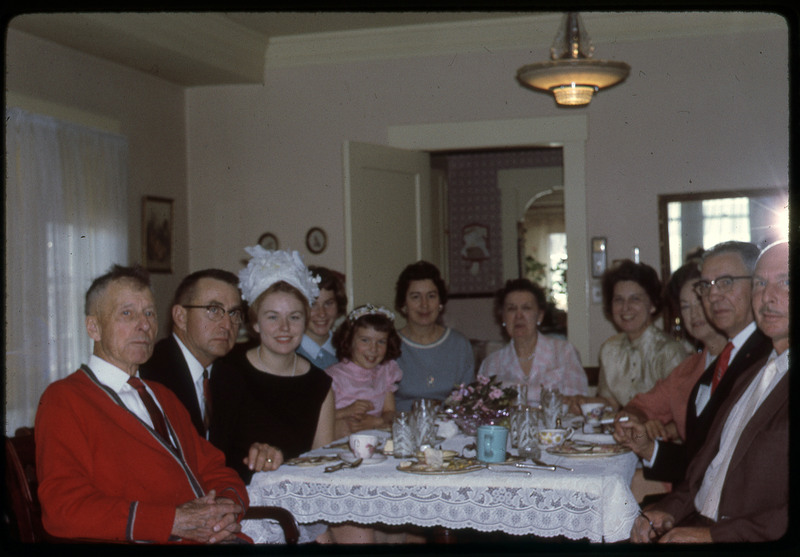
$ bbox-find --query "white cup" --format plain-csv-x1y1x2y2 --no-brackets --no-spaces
580,402,605,425
349,433,378,459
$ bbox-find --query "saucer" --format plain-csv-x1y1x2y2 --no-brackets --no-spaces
338,451,387,465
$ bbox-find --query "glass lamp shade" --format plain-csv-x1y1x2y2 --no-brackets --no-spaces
516,58,630,106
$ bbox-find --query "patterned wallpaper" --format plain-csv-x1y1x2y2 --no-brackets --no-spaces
433,148,563,296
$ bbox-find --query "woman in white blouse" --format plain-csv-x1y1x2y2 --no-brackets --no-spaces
478,278,588,406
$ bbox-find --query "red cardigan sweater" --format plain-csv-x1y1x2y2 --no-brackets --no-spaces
35,366,249,543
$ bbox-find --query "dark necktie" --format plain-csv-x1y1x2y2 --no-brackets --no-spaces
711,342,734,393
128,376,172,444
203,368,212,432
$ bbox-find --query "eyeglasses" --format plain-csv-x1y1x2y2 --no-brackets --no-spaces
693,276,751,297
183,304,243,324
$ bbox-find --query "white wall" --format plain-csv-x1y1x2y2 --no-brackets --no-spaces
186,25,788,363
5,29,189,333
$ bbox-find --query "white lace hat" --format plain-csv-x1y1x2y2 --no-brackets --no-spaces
238,245,320,306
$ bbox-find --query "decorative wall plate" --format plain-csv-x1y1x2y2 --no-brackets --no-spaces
306,227,327,254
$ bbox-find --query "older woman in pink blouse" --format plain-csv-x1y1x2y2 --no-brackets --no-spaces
478,279,588,406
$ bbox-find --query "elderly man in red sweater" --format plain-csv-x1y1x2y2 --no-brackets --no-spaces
35,264,249,544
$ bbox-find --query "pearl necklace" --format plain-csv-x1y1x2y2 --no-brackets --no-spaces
258,345,297,377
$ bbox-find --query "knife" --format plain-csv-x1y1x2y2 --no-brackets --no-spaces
324,458,363,473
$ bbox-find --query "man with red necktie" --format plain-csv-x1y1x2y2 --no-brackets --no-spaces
615,241,772,483
632,240,789,542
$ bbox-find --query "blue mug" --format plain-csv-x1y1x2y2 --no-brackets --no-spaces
476,425,508,463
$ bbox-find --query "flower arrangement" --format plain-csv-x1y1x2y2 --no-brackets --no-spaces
442,375,518,434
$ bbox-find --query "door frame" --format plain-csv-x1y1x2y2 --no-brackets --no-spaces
387,115,590,363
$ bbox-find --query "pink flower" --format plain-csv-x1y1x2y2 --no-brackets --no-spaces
477,375,490,386
488,386,503,400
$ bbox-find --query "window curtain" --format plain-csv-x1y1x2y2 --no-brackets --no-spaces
5,107,128,435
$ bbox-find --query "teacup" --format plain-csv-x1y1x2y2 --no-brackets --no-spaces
349,433,378,459
538,427,574,448
580,402,605,425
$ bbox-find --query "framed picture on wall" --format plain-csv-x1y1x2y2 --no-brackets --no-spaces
142,196,173,273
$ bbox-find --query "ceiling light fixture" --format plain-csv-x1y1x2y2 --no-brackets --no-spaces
516,12,630,107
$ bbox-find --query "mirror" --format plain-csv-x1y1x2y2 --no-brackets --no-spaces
658,187,788,337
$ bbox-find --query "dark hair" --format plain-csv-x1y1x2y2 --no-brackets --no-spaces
172,269,239,307
85,264,151,316
247,281,309,324
662,261,702,344
700,241,760,274
493,278,547,327
308,266,347,317
601,259,663,319
394,261,448,315
332,310,402,363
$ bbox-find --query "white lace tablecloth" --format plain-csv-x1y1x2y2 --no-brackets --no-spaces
244,432,639,543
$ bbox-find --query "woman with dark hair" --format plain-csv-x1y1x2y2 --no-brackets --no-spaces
478,278,587,405
614,261,727,455
296,266,347,369
393,261,474,412
325,304,402,438
593,260,688,409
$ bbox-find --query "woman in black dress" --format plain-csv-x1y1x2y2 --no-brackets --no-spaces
211,247,335,484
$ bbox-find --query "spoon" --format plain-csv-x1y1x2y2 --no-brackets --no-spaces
324,457,363,473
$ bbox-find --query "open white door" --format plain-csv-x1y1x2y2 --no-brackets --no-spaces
343,141,432,314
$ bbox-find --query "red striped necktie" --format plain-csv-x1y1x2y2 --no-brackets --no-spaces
128,376,172,444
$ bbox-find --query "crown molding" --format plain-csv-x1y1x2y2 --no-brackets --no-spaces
266,11,787,68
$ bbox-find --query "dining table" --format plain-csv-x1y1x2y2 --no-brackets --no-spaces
243,426,640,544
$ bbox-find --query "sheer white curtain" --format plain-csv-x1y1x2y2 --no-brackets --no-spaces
5,107,128,435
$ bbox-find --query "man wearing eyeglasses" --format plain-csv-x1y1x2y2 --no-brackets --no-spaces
141,269,283,472
632,240,788,542
616,241,772,484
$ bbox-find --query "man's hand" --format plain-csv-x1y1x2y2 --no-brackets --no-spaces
244,442,284,472
613,418,656,461
658,526,712,543
630,509,674,543
172,490,243,544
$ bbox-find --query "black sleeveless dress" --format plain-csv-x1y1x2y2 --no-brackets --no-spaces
209,346,332,483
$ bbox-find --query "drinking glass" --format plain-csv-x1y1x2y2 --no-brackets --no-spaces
392,411,415,458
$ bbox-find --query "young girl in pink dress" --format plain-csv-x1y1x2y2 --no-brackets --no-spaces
325,304,403,438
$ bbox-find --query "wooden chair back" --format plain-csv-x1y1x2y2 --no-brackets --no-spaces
4,428,47,543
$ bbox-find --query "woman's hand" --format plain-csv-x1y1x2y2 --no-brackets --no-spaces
643,419,671,442
243,442,284,472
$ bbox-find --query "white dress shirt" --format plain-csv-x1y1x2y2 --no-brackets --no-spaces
89,354,173,443
695,348,788,520
173,333,209,424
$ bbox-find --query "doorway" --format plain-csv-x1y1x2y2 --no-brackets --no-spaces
386,115,591,362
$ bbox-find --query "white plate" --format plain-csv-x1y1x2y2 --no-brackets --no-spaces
338,451,387,465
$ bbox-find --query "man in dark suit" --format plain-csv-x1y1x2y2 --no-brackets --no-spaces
631,240,788,543
141,269,241,436
140,269,282,472
615,241,772,483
